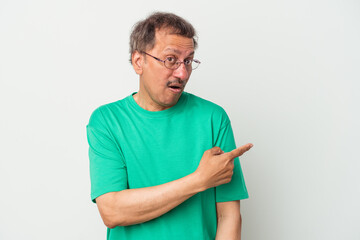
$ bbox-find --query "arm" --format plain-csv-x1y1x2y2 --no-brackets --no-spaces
215,200,242,240
97,171,202,228
96,144,253,228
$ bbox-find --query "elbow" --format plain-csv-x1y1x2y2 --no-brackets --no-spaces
102,217,122,229
97,193,132,228
102,214,133,228
96,192,140,228
103,219,117,229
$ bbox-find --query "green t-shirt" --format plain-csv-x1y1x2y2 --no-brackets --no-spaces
87,92,248,240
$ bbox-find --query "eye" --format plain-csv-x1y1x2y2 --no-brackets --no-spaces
166,56,177,63
184,59,193,66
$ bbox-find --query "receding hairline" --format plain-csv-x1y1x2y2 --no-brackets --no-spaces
144,27,196,52
129,12,198,63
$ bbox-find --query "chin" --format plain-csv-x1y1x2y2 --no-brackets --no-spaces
162,101,177,108
161,98,180,108
156,91,183,108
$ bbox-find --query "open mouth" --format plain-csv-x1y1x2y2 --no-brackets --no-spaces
167,80,185,93
168,85,183,93
169,86,182,90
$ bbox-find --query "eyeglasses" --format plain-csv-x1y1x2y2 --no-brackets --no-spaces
142,52,201,70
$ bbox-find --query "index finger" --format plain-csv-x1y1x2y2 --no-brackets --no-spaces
226,143,253,159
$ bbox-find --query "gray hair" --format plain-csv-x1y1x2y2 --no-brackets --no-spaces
129,12,198,63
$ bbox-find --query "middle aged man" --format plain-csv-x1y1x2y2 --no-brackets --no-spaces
87,12,253,240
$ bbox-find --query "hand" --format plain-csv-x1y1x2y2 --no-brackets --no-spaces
195,143,253,190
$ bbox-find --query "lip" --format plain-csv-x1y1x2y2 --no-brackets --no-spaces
168,86,183,93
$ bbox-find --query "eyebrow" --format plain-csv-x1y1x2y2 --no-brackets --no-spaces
163,48,195,57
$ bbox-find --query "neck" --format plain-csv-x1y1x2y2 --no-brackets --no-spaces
133,91,172,112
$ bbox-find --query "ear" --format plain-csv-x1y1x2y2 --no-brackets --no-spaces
132,51,143,75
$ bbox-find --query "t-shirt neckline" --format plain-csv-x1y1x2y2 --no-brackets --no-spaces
127,92,188,118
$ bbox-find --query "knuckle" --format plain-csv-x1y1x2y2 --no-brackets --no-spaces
213,146,221,152
211,146,222,155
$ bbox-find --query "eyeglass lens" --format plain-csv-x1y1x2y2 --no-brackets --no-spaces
164,59,199,70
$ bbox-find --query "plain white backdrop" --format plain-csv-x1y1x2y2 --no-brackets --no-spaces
1,0,359,239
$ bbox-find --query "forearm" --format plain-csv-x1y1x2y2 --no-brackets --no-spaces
215,213,242,240
215,201,242,240
97,172,205,228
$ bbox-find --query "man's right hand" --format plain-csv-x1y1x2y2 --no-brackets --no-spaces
195,143,253,190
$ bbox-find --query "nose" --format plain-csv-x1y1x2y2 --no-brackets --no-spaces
172,63,191,80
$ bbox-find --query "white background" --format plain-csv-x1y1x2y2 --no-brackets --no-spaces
1,0,359,239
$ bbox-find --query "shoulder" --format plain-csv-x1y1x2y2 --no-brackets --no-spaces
87,96,130,128
185,92,226,113
184,92,230,125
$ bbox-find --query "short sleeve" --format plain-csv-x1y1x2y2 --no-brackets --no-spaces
86,108,128,203
214,120,249,202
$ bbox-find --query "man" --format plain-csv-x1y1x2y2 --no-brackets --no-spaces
87,12,253,240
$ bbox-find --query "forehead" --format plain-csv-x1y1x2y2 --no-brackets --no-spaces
151,28,194,54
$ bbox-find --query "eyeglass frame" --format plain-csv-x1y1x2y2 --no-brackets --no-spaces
141,52,201,70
